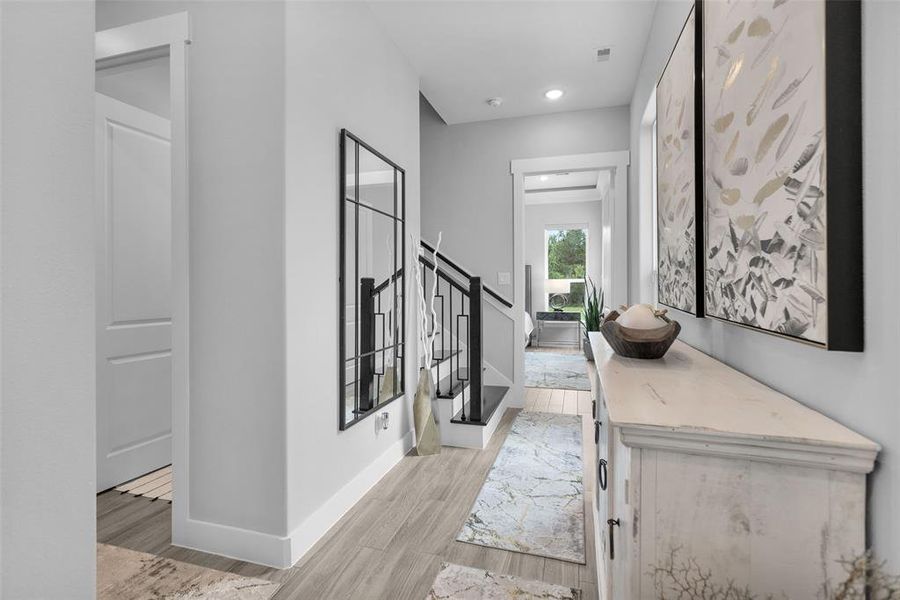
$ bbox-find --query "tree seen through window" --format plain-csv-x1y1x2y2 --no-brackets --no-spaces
546,228,587,313
547,228,586,279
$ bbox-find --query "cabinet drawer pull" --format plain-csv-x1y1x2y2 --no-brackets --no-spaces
599,458,608,491
594,420,601,444
592,399,596,419
607,518,620,560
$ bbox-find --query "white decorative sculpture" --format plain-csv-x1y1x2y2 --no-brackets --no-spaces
616,304,668,330
410,232,442,455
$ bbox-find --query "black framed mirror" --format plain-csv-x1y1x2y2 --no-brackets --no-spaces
339,129,406,430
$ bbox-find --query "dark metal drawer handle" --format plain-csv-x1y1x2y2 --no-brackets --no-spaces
594,420,601,444
608,518,620,560
599,458,608,491
592,399,596,419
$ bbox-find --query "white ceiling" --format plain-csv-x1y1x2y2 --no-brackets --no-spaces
524,169,609,205
524,170,600,192
367,0,658,125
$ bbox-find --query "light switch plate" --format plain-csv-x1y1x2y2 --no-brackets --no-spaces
498,272,511,285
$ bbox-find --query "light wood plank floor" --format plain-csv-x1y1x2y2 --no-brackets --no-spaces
97,369,599,599
113,465,173,501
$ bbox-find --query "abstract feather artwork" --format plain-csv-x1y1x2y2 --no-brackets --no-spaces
656,7,702,316
702,0,863,350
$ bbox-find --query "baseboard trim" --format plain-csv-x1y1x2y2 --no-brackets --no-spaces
286,430,415,566
173,515,291,569
170,430,415,569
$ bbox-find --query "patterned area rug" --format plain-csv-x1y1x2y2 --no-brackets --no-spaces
457,411,585,563
97,544,281,600
524,352,591,390
426,563,582,600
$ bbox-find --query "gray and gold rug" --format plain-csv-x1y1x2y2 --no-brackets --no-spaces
426,563,581,600
524,352,591,390
98,544,280,600
457,411,585,563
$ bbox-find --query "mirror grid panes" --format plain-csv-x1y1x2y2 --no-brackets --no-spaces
340,129,405,430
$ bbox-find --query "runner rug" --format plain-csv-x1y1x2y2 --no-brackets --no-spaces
456,411,585,563
524,352,591,390
425,563,582,600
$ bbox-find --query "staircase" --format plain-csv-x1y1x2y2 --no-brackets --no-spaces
419,240,513,449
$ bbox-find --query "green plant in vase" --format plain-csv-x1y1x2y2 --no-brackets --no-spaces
582,277,604,361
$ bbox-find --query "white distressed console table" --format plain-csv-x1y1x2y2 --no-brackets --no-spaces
588,333,879,600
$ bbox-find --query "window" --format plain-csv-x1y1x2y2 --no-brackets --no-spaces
545,225,588,313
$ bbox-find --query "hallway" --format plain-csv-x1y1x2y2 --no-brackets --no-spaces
96,379,598,599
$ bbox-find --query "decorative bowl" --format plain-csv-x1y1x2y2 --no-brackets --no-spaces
600,309,680,359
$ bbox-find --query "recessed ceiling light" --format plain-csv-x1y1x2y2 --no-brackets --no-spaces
544,89,564,101
539,175,549,182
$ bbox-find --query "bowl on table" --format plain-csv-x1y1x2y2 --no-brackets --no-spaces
600,304,680,360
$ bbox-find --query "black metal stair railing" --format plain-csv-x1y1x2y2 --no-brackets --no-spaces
418,252,484,423
358,267,404,413
420,240,512,309
364,241,496,424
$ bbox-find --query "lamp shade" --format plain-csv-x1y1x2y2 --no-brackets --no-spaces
544,279,571,295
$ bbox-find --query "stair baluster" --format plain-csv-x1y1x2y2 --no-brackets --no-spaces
468,277,483,423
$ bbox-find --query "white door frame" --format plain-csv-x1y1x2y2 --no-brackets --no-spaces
96,13,190,534
510,151,629,399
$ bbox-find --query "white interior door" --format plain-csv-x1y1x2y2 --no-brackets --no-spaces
96,93,172,492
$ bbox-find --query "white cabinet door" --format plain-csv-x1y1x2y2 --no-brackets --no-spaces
95,93,172,491
595,386,612,600
608,427,638,600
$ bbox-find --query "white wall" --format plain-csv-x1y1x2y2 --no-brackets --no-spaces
97,0,289,556
420,99,629,377
1,2,96,597
96,1,424,569
283,0,420,565
421,98,630,293
96,55,170,118
525,200,602,345
629,0,900,569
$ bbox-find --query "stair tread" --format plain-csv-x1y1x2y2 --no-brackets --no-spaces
435,366,490,399
450,385,508,426
431,348,461,366
435,369,469,399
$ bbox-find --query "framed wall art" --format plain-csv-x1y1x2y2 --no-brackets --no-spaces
701,0,862,350
656,5,704,317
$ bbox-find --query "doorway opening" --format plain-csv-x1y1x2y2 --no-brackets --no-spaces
94,9,190,567
94,78,172,495
510,151,629,403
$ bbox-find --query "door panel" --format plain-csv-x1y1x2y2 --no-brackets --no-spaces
107,352,172,453
96,93,172,492
107,120,172,324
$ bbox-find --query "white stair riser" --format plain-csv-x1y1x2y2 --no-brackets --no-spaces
435,387,511,450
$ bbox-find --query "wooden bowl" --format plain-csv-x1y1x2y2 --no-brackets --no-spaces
600,310,681,359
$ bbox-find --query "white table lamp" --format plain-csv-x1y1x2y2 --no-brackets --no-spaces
545,279,571,311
